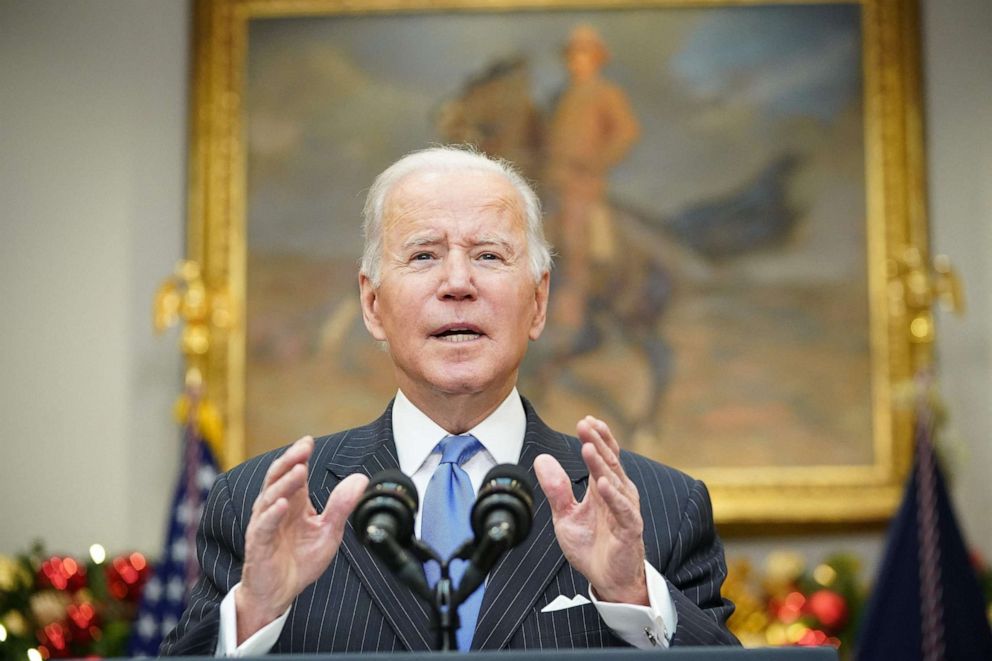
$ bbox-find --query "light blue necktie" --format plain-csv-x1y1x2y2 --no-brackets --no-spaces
421,434,485,652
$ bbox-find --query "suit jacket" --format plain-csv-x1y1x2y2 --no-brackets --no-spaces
161,398,738,654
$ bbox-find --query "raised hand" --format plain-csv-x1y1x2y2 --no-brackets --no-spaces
533,416,648,606
236,436,369,643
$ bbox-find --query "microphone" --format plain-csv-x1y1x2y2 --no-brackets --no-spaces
351,470,431,599
455,464,534,603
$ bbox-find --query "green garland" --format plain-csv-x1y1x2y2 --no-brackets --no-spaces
0,542,149,661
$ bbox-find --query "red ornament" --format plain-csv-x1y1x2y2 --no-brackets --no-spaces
796,628,829,647
36,621,73,658
105,552,151,602
37,557,87,592
775,591,806,624
805,589,848,631
66,602,100,645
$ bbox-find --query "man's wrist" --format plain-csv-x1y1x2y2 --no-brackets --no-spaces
218,583,291,656
588,561,676,649
234,588,287,645
591,566,649,606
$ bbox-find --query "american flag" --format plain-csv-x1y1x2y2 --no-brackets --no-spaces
127,395,219,656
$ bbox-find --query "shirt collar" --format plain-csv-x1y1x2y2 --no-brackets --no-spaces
392,387,525,474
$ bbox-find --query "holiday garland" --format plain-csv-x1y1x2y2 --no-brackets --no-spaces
0,543,150,660
2,541,989,659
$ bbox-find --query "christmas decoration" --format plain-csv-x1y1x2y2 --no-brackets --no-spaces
105,553,151,602
728,547,992,659
0,543,151,661
726,551,866,658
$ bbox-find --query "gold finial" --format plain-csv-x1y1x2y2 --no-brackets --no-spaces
890,248,965,363
153,260,230,383
154,261,230,464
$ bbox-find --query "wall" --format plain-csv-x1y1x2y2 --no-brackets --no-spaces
0,1,189,554
923,0,992,563
0,1,987,576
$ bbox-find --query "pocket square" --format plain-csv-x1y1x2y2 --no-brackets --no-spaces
541,594,591,612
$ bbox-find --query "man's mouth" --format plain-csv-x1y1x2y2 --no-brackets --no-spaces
431,324,484,343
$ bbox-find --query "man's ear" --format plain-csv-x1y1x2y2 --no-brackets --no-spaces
529,271,551,341
359,273,387,341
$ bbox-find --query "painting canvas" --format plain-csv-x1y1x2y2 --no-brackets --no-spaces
243,4,871,478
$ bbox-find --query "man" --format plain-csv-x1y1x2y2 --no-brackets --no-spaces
546,24,640,334
161,147,738,655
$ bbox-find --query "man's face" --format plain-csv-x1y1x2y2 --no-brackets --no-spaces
359,169,549,403
566,46,603,81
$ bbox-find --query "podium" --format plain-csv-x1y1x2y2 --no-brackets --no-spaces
167,649,837,660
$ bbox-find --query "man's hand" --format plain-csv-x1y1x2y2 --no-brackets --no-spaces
534,416,649,606
236,436,369,644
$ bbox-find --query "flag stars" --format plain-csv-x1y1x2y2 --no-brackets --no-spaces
144,577,162,603
166,576,186,603
176,502,193,525
170,538,189,562
137,613,157,640
197,465,217,490
160,615,178,638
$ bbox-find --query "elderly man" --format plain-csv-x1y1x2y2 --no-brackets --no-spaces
161,147,737,655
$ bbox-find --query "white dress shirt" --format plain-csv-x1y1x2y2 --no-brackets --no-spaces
216,388,677,655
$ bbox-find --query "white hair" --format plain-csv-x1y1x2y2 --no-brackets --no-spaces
360,145,552,287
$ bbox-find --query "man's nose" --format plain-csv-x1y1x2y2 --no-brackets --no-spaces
437,254,477,300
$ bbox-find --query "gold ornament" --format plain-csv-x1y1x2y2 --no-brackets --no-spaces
0,555,18,591
0,555,31,592
813,563,838,587
763,551,805,596
29,591,70,627
724,559,773,647
1,610,29,637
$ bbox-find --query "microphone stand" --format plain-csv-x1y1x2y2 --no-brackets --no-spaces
433,558,458,652
368,531,473,651
406,539,462,652
399,521,519,650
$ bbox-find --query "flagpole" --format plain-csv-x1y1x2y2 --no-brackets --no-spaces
126,263,227,655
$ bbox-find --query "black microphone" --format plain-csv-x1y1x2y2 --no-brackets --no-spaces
351,470,431,599
454,464,534,603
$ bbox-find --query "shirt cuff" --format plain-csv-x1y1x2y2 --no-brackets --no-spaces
215,582,291,657
588,561,677,649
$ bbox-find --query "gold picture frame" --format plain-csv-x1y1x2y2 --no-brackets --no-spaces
185,0,931,525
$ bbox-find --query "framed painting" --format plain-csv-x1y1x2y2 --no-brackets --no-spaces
187,0,930,524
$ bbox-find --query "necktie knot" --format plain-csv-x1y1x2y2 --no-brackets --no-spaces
437,434,483,466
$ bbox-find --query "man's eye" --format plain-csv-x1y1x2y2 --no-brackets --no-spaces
411,252,434,261
478,252,501,261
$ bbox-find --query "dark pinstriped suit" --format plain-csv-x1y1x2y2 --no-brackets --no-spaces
161,397,738,655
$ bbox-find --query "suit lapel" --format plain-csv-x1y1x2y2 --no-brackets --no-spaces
473,399,588,650
310,403,435,652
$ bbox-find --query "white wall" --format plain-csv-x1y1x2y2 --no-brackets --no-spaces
0,0,987,575
0,1,189,554
923,0,992,562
